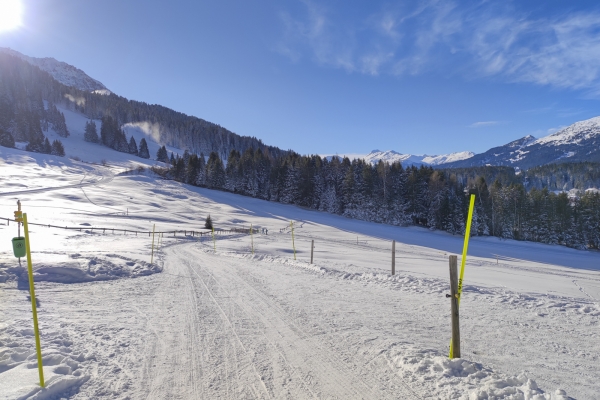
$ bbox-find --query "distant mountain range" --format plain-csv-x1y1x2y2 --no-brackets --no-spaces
439,118,600,169
340,117,600,170
3,47,600,171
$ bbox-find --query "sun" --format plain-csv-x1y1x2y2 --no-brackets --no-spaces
0,0,22,33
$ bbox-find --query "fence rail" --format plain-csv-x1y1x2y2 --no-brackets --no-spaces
1,217,257,237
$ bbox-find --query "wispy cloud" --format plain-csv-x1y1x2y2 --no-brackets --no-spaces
277,1,600,93
469,121,502,128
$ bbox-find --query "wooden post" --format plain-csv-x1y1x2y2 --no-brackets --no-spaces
391,240,396,275
310,239,314,264
290,220,296,260
251,224,254,255
150,224,156,265
449,255,461,358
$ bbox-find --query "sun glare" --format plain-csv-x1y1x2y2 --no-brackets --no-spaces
0,0,22,33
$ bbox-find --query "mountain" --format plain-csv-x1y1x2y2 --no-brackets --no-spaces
0,50,286,160
330,149,475,167
441,117,600,169
0,47,108,92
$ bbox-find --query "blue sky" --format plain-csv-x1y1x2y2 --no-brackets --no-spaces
2,0,600,156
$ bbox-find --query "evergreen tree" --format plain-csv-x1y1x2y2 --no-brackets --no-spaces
100,115,117,147
43,137,52,154
156,145,168,162
128,136,138,155
141,140,151,158
205,215,213,229
84,120,99,143
51,139,65,156
206,151,225,189
0,129,15,148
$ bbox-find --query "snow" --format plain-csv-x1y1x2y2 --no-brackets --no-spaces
422,151,475,165
44,103,185,167
533,116,600,146
1,139,598,398
322,150,475,166
0,48,107,92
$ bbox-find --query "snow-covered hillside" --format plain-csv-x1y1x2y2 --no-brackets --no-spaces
0,47,107,92
1,144,596,398
534,116,600,146
42,103,184,166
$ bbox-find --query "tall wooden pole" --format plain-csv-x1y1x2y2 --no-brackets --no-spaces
310,240,314,264
449,255,461,358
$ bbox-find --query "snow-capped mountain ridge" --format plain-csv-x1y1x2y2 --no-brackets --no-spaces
533,116,600,146
0,47,108,92
441,116,600,169
357,149,475,166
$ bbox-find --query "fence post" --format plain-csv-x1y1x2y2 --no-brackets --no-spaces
449,255,460,358
212,226,216,252
391,240,395,275
251,224,254,255
310,239,314,264
150,224,156,265
290,220,296,260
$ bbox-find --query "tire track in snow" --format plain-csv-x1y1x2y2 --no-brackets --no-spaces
180,244,415,399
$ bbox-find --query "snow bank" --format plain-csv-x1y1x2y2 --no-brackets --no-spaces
0,253,161,284
393,348,569,399
0,324,90,400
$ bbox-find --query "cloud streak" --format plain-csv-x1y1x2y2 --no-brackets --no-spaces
277,1,600,93
469,121,502,128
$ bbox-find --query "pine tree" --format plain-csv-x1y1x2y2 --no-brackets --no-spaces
51,139,65,156
43,137,52,154
0,129,15,148
206,152,225,189
205,215,213,229
128,136,138,155
84,120,99,143
138,138,150,158
156,145,168,162
100,115,116,147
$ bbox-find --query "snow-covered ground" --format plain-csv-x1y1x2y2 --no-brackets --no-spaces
1,141,598,399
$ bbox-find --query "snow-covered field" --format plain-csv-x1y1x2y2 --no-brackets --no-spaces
1,139,599,399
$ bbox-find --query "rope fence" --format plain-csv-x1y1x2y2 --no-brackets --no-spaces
1,217,257,237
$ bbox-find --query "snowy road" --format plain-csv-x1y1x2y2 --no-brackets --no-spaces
140,243,418,399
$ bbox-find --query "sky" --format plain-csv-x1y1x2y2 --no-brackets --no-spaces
1,0,600,157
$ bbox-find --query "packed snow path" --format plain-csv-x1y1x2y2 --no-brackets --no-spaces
142,243,418,399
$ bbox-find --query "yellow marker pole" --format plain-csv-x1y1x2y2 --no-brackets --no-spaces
290,220,296,260
212,226,216,252
449,194,476,358
250,224,254,255
22,213,45,387
150,224,156,265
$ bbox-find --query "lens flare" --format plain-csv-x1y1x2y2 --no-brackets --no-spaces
0,0,22,33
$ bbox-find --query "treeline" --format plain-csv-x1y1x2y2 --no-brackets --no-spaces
156,149,600,250
522,162,600,191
